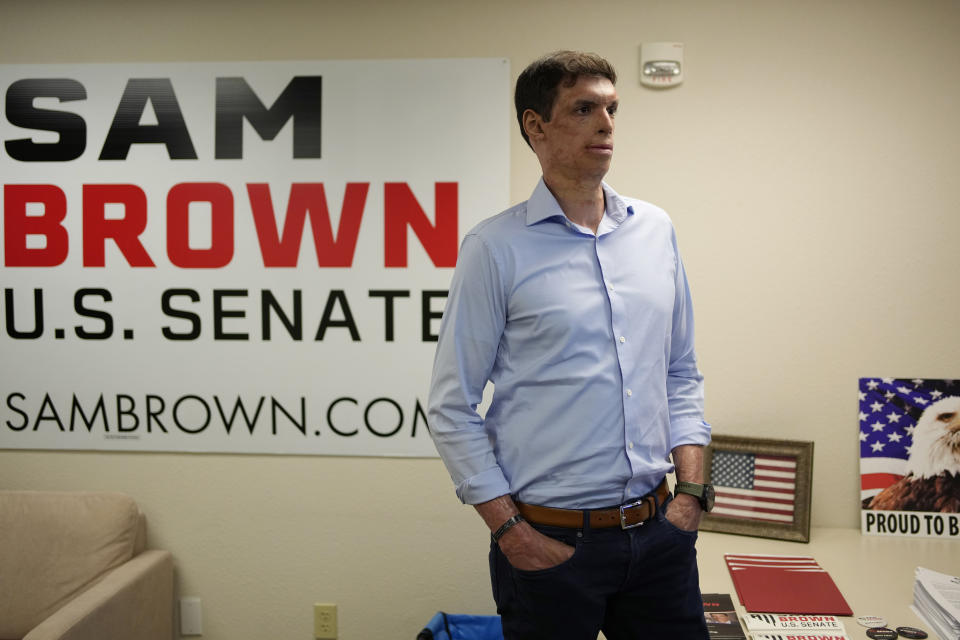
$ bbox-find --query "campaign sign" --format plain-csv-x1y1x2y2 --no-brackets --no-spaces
0,59,510,456
859,377,960,537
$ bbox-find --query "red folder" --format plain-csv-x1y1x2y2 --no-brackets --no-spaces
724,554,853,616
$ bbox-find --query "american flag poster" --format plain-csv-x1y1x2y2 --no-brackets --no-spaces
709,451,797,523
859,377,960,538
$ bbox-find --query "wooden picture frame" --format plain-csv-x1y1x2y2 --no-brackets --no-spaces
701,435,814,542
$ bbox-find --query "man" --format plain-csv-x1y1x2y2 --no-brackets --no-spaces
428,51,713,640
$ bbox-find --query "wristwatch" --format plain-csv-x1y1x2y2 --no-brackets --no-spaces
675,481,716,513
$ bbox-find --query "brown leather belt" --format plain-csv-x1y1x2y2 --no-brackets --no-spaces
516,479,670,530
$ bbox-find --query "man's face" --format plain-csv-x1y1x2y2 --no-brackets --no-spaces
526,75,618,183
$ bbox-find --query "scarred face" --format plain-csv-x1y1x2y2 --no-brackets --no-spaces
523,75,618,184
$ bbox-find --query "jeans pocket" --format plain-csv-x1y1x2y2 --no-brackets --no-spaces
511,546,579,577
510,525,581,577
660,514,699,539
657,501,699,540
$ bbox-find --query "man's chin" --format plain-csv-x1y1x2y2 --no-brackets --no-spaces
584,159,612,179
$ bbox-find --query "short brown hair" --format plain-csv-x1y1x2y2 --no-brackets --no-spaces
514,50,617,148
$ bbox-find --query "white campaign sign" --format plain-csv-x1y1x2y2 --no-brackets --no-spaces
0,59,510,456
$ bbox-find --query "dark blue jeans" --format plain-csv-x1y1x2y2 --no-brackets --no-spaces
489,499,708,640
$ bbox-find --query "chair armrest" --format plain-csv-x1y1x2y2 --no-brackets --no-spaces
24,550,174,640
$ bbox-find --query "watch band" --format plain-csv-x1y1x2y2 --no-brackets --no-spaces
675,481,715,512
492,514,525,542
675,481,704,497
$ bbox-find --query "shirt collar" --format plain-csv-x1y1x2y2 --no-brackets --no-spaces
525,177,632,227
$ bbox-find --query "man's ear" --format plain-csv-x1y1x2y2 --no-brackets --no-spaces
522,109,546,144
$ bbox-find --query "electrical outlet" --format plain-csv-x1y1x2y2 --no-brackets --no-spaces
314,603,337,639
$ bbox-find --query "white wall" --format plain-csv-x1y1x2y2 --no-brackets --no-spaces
2,1,959,638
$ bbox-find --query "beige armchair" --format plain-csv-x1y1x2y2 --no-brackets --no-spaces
0,491,174,640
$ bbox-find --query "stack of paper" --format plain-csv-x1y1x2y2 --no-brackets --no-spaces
724,554,853,616
743,613,849,640
912,566,960,640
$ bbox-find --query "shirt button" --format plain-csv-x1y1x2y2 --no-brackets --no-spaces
619,336,626,343
628,442,634,449
626,389,633,397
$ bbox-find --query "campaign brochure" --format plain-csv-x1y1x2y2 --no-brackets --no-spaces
751,634,850,640
702,593,746,639
743,613,847,633
725,554,853,616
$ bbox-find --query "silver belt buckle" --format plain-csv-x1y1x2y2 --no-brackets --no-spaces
619,498,648,530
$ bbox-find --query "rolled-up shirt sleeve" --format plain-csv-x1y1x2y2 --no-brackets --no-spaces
666,231,711,449
428,233,511,504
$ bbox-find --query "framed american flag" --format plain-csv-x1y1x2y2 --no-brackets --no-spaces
700,435,814,542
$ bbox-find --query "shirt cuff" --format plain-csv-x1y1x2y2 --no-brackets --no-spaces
670,418,712,450
455,466,512,505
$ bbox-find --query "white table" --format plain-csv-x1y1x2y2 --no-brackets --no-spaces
697,527,959,638
597,527,957,639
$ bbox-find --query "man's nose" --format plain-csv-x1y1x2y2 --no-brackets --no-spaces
597,110,614,133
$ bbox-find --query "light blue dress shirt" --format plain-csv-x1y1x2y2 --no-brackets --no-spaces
428,178,710,509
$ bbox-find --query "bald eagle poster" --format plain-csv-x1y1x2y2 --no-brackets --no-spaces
859,377,960,538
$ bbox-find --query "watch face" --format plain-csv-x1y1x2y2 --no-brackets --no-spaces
703,484,716,512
